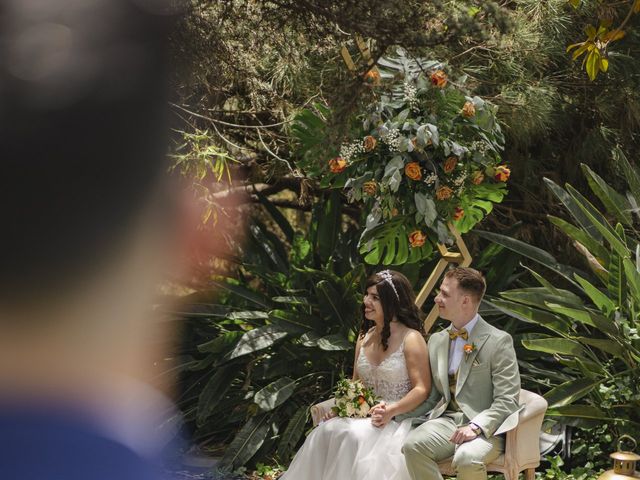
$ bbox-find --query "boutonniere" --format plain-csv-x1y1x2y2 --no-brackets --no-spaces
463,343,476,360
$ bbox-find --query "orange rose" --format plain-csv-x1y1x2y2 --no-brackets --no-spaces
363,135,377,152
436,185,454,200
461,101,476,118
463,343,474,354
329,157,347,173
453,207,464,220
430,70,448,88
405,162,422,181
363,69,381,86
363,180,378,196
443,156,457,174
357,395,366,405
408,230,427,248
471,171,485,185
495,165,511,182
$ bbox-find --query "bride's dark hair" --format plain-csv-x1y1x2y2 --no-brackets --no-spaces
359,270,425,350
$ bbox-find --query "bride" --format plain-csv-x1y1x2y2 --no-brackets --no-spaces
280,270,431,480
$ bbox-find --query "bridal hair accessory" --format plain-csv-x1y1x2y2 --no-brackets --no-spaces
378,269,400,300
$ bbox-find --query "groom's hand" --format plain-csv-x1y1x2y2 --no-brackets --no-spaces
449,425,478,444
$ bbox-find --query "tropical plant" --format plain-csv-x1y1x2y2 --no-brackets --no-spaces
475,149,640,465
566,0,638,81
164,194,367,473
294,49,509,266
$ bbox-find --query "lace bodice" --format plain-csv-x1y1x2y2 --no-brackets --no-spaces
356,333,412,403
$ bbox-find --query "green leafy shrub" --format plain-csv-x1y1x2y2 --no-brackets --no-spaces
165,194,365,473
477,149,640,467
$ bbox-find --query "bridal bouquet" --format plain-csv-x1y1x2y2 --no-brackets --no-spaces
331,378,378,418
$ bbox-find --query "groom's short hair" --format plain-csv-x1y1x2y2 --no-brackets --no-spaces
444,267,486,303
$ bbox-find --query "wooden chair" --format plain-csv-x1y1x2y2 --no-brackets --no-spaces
310,389,548,480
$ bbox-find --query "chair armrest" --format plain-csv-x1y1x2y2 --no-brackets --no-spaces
310,398,335,427
506,391,548,467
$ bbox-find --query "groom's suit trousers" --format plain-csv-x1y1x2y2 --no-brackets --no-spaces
402,412,504,480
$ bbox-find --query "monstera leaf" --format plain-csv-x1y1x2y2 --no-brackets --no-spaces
359,217,434,265
454,183,507,233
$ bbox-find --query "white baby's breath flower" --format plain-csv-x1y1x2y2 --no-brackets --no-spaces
381,128,401,152
403,82,419,110
339,140,365,162
424,173,438,186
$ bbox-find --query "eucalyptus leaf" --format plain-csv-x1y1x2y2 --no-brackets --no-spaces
389,170,402,192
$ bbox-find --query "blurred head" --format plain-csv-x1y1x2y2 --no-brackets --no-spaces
434,267,486,323
0,0,176,312
360,270,424,350
0,0,188,399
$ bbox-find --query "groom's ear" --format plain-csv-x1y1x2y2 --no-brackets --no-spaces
461,294,471,306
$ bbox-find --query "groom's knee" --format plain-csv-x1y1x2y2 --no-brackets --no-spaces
402,431,435,460
451,447,485,472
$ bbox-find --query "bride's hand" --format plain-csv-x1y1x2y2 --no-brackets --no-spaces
370,402,393,428
369,401,386,417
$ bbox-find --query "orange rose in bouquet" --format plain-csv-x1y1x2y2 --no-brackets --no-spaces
436,186,454,200
363,180,378,196
494,165,511,182
471,171,485,185
408,230,427,248
363,135,377,152
461,101,476,118
443,156,457,174
329,157,347,173
405,162,422,180
430,70,448,88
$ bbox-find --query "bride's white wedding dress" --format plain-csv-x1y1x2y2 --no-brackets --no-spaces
281,332,414,480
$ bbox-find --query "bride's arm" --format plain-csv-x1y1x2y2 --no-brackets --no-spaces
372,331,430,425
352,334,364,381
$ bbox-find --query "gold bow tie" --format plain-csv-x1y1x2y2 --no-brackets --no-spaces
448,328,468,340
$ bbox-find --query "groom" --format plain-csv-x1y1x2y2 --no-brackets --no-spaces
402,267,521,480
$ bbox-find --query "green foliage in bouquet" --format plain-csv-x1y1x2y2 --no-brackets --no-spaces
294,49,510,265
331,378,378,418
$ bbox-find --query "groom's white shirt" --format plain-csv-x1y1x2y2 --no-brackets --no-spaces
448,314,479,374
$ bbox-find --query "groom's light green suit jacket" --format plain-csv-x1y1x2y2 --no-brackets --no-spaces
397,316,521,437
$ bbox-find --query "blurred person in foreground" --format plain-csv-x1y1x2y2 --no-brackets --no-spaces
0,1,214,478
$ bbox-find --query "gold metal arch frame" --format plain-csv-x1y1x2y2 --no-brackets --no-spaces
339,40,473,334
340,35,377,74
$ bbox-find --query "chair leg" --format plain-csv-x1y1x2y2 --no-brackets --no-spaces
524,468,535,480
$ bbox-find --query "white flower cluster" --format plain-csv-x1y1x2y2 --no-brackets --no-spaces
339,140,365,162
454,172,467,194
344,401,370,417
403,82,419,110
424,173,438,186
381,128,401,152
470,140,490,154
